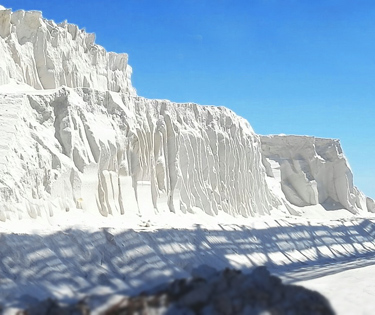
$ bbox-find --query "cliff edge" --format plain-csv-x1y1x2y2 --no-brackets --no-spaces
0,6,135,94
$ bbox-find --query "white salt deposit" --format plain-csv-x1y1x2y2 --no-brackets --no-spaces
0,6,374,314
0,8,135,94
0,86,274,221
261,135,374,214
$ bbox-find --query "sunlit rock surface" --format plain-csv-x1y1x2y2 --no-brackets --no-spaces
0,6,373,221
0,7,135,94
261,135,374,214
0,86,274,220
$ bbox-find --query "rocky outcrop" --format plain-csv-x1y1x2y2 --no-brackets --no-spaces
0,6,135,94
117,266,334,314
260,135,374,214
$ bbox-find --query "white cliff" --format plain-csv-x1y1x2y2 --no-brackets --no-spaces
261,135,375,214
0,6,373,222
0,86,274,221
0,7,135,94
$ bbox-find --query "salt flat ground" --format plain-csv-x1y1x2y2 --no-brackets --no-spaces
294,263,375,315
1,207,375,314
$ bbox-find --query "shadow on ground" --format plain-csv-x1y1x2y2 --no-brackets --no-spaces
1,217,375,310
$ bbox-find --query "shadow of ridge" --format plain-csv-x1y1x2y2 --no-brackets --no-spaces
1,218,375,310
276,254,375,284
22,266,335,315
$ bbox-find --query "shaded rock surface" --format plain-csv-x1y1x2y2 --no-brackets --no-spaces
20,267,335,315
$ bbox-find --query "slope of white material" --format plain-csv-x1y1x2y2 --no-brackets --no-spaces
261,135,374,214
0,86,274,221
0,7,135,94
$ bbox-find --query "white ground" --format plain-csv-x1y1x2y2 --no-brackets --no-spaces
294,263,375,315
1,207,375,314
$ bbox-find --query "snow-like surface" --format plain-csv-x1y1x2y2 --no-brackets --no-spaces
1,6,375,314
0,7,372,221
1,85,373,221
0,86,274,220
294,263,375,315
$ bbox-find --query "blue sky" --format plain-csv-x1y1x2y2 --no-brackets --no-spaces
2,0,374,198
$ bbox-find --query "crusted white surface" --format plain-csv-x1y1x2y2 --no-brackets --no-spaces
0,7,372,221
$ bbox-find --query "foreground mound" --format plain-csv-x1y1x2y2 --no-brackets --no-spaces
21,267,334,315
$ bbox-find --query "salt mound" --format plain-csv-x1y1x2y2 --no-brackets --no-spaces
0,87,274,220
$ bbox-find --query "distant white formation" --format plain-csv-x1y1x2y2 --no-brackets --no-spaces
261,135,374,214
0,7,373,221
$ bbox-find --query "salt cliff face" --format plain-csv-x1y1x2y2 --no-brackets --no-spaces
0,7,135,94
0,86,274,221
261,135,374,214
0,6,373,221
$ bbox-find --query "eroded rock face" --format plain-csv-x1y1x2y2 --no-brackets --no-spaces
0,7,135,94
0,7,373,220
0,7,276,220
260,135,374,214
0,86,274,220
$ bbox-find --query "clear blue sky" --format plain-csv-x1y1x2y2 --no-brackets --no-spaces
2,0,374,198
